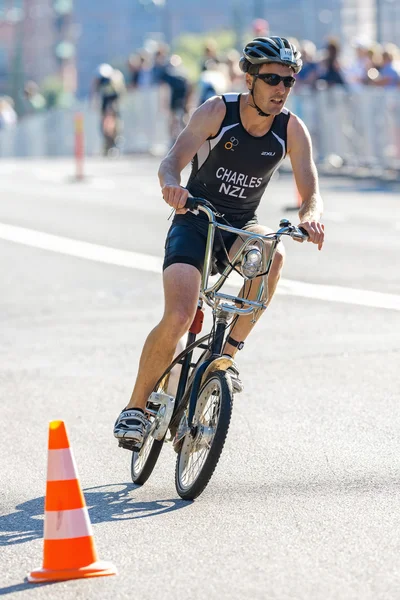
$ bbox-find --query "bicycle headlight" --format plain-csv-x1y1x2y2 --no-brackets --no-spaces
241,247,262,279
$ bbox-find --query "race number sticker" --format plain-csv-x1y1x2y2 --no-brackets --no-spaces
280,48,294,61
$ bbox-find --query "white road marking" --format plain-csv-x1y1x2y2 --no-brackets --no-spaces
322,211,346,222
0,222,399,312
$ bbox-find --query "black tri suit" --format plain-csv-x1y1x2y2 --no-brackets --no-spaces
163,92,291,274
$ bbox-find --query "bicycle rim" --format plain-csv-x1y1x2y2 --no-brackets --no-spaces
130,375,170,484
131,434,155,477
176,370,233,498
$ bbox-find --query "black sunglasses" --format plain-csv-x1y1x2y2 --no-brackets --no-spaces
257,74,296,88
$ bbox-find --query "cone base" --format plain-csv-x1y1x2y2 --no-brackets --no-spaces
27,561,117,583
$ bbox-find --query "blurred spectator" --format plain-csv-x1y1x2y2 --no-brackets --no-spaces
345,37,373,90
317,37,346,87
23,81,46,114
152,43,170,84
0,96,17,129
252,18,269,37
367,44,383,71
295,40,318,89
198,59,229,105
200,39,220,72
128,51,153,89
224,48,245,91
367,44,400,87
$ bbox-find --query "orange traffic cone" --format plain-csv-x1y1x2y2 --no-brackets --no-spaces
28,420,117,583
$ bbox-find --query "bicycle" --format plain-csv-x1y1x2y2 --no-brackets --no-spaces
129,197,308,500
101,101,123,156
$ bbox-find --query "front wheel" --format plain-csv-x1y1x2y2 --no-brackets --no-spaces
175,370,233,500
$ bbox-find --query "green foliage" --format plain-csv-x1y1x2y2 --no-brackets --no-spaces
172,29,237,81
40,75,74,109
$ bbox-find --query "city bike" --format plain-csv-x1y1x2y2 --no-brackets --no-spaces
128,197,308,500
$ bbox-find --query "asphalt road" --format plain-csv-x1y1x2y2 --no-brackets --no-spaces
0,157,399,600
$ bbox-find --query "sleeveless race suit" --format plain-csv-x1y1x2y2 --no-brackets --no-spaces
163,93,291,273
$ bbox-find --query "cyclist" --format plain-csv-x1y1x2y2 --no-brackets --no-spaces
114,36,325,448
91,63,125,154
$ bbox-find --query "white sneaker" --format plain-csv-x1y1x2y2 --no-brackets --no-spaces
113,408,149,449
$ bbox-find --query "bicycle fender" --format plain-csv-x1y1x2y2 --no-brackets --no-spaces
200,356,234,387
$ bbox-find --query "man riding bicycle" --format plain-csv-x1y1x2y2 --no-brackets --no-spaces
91,63,125,154
114,36,325,448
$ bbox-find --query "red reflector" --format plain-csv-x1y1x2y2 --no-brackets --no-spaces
189,308,204,334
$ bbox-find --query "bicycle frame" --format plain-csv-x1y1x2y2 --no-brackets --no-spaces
158,205,299,433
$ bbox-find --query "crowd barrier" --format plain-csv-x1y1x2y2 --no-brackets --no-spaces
0,88,170,158
288,86,400,173
1,86,399,176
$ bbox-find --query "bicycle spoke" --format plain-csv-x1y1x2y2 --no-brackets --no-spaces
178,379,222,488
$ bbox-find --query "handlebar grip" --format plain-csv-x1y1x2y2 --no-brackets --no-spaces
184,197,208,210
298,226,309,238
184,197,198,210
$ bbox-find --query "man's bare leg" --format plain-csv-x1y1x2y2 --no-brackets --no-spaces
126,263,201,410
223,224,285,357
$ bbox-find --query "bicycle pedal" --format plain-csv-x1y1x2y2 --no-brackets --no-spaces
118,439,140,451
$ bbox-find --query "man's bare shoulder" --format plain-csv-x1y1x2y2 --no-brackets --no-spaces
190,96,226,137
200,95,226,117
287,111,307,134
287,112,311,151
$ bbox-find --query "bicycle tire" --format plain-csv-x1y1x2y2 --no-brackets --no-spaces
130,436,164,485
130,374,170,486
175,369,233,500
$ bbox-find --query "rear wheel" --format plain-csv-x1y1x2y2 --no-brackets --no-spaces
131,435,164,485
175,370,233,500
130,375,169,486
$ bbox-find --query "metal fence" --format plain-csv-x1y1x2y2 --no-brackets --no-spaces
1,87,400,176
0,89,170,158
288,86,400,174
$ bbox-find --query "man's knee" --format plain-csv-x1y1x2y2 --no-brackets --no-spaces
270,245,285,276
163,307,196,338
163,263,201,336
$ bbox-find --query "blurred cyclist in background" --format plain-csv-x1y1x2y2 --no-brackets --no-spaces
158,54,192,147
92,63,126,155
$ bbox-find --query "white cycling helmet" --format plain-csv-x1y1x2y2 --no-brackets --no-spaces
240,36,302,74
95,63,113,79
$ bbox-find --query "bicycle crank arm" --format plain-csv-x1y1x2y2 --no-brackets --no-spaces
148,391,175,441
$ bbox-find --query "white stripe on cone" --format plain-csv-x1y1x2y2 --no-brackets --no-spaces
44,507,93,540
47,448,78,482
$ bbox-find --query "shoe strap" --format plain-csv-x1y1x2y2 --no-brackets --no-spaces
121,409,147,424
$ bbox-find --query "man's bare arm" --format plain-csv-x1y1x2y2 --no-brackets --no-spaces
158,97,225,211
287,115,325,249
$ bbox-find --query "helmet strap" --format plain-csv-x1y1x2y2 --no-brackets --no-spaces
249,74,271,118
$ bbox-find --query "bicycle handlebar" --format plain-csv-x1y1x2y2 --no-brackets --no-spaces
184,197,309,241
184,197,207,211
